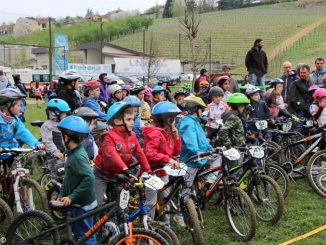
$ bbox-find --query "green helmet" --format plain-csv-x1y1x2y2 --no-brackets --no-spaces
131,83,145,95
227,92,250,104
181,83,192,90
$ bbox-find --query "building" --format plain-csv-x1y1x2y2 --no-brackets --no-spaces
0,24,14,35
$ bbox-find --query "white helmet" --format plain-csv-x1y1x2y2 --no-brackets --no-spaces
59,70,81,82
107,84,122,96
245,84,261,96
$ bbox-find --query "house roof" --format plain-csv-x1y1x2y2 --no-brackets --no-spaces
77,42,145,56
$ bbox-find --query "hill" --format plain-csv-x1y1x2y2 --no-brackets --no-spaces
110,2,326,75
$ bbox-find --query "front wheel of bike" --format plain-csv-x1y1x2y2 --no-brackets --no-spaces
5,210,60,245
148,220,180,245
110,228,168,245
266,163,290,198
224,186,256,241
0,197,13,239
306,150,326,198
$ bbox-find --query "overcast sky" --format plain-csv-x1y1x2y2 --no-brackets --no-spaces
0,0,167,23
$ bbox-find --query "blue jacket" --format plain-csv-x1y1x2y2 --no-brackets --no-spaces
178,114,212,168
0,115,40,159
81,134,96,160
250,100,271,120
82,98,107,120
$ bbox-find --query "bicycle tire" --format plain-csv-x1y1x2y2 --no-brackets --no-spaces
184,197,205,245
47,186,66,220
224,186,256,241
249,175,284,225
110,228,168,245
149,220,180,245
263,140,284,165
40,173,52,190
306,150,326,198
0,197,13,238
20,178,50,214
5,210,60,245
266,163,290,198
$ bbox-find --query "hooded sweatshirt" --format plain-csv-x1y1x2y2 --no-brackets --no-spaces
310,68,326,86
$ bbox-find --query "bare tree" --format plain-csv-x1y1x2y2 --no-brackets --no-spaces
179,0,208,87
145,32,162,84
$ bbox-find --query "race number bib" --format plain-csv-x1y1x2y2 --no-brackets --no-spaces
282,121,292,132
119,189,130,210
255,120,268,130
249,146,265,159
144,176,165,190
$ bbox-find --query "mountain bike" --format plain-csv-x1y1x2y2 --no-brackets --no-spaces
5,174,168,245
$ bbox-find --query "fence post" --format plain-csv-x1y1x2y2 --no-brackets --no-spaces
179,33,181,60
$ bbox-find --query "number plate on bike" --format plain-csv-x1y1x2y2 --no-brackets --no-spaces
255,120,268,130
306,120,313,127
282,121,292,132
119,189,130,210
145,176,165,190
223,148,241,161
249,146,265,159
164,163,188,177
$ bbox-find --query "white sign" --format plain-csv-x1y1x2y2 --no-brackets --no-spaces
68,63,112,76
119,189,130,210
114,58,181,76
255,120,268,130
223,148,241,161
249,146,265,159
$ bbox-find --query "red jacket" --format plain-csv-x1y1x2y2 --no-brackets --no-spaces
143,126,181,176
94,127,151,178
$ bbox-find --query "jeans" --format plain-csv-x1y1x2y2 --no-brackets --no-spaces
71,207,96,245
249,73,266,88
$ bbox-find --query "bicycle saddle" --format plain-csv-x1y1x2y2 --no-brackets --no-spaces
31,120,44,127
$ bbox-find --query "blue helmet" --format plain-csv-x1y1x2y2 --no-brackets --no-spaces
152,101,181,116
124,95,141,107
58,115,89,137
106,102,131,122
152,86,165,95
47,99,70,112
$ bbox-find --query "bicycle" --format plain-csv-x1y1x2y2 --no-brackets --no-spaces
5,174,168,245
0,148,49,214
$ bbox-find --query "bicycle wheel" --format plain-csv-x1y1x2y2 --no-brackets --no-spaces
306,150,326,198
40,173,52,190
47,186,66,221
0,197,13,239
110,228,168,245
5,210,60,245
19,178,50,214
266,163,290,198
149,220,180,245
249,175,284,225
263,140,284,165
183,197,205,245
224,186,256,241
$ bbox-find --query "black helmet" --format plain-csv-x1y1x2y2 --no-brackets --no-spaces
73,107,99,119
209,86,224,97
174,89,187,99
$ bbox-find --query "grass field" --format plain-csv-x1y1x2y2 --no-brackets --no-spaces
24,102,326,245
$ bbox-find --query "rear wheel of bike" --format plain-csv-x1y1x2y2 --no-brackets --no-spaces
149,220,180,245
5,210,59,245
184,197,205,245
110,228,168,245
263,141,284,165
266,163,290,198
306,150,326,198
249,175,284,225
19,178,50,214
40,173,52,190
47,186,66,221
224,186,256,241
0,197,13,238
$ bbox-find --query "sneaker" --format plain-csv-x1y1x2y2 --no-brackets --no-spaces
173,213,186,228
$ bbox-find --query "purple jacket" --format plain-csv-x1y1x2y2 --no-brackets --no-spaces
99,80,109,103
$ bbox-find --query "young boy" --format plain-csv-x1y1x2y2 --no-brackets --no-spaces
174,89,187,124
57,115,97,245
203,86,229,142
41,99,70,173
82,80,107,120
131,84,151,124
107,84,123,109
73,107,99,161
151,86,165,107
93,102,151,206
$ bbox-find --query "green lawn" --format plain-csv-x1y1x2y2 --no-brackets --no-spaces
23,102,326,245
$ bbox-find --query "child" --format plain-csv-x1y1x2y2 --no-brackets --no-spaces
143,101,181,222
151,86,166,106
121,84,131,100
197,80,210,104
131,84,151,124
216,76,232,103
174,89,187,124
57,115,97,245
158,80,172,102
107,84,123,108
0,88,45,160
311,88,326,127
203,86,229,142
144,86,153,107
93,102,151,206
177,96,212,226
82,80,107,120
73,107,99,161
41,99,70,173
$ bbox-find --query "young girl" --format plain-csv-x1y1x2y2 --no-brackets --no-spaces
131,84,151,125
217,76,232,103
311,88,326,128
151,86,166,107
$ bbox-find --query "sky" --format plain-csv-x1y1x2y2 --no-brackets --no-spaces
0,0,167,24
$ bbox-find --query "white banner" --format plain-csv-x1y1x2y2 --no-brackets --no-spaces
68,63,112,76
114,58,181,77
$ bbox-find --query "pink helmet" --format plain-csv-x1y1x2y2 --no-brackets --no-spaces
144,86,152,96
313,88,326,99
309,85,319,92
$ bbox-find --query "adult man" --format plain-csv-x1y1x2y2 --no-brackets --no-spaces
0,70,12,90
288,65,313,118
245,38,268,87
280,61,297,103
222,64,238,93
194,68,209,94
310,58,326,87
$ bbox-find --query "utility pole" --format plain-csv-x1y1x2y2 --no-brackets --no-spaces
100,19,103,64
179,33,181,60
48,17,52,80
209,36,212,74
142,28,146,84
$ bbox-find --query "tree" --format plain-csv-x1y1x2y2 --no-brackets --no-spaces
145,32,162,83
163,0,174,18
179,0,208,87
85,8,94,17
172,0,186,17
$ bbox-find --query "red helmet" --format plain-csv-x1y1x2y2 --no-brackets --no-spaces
84,80,100,89
313,88,326,99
